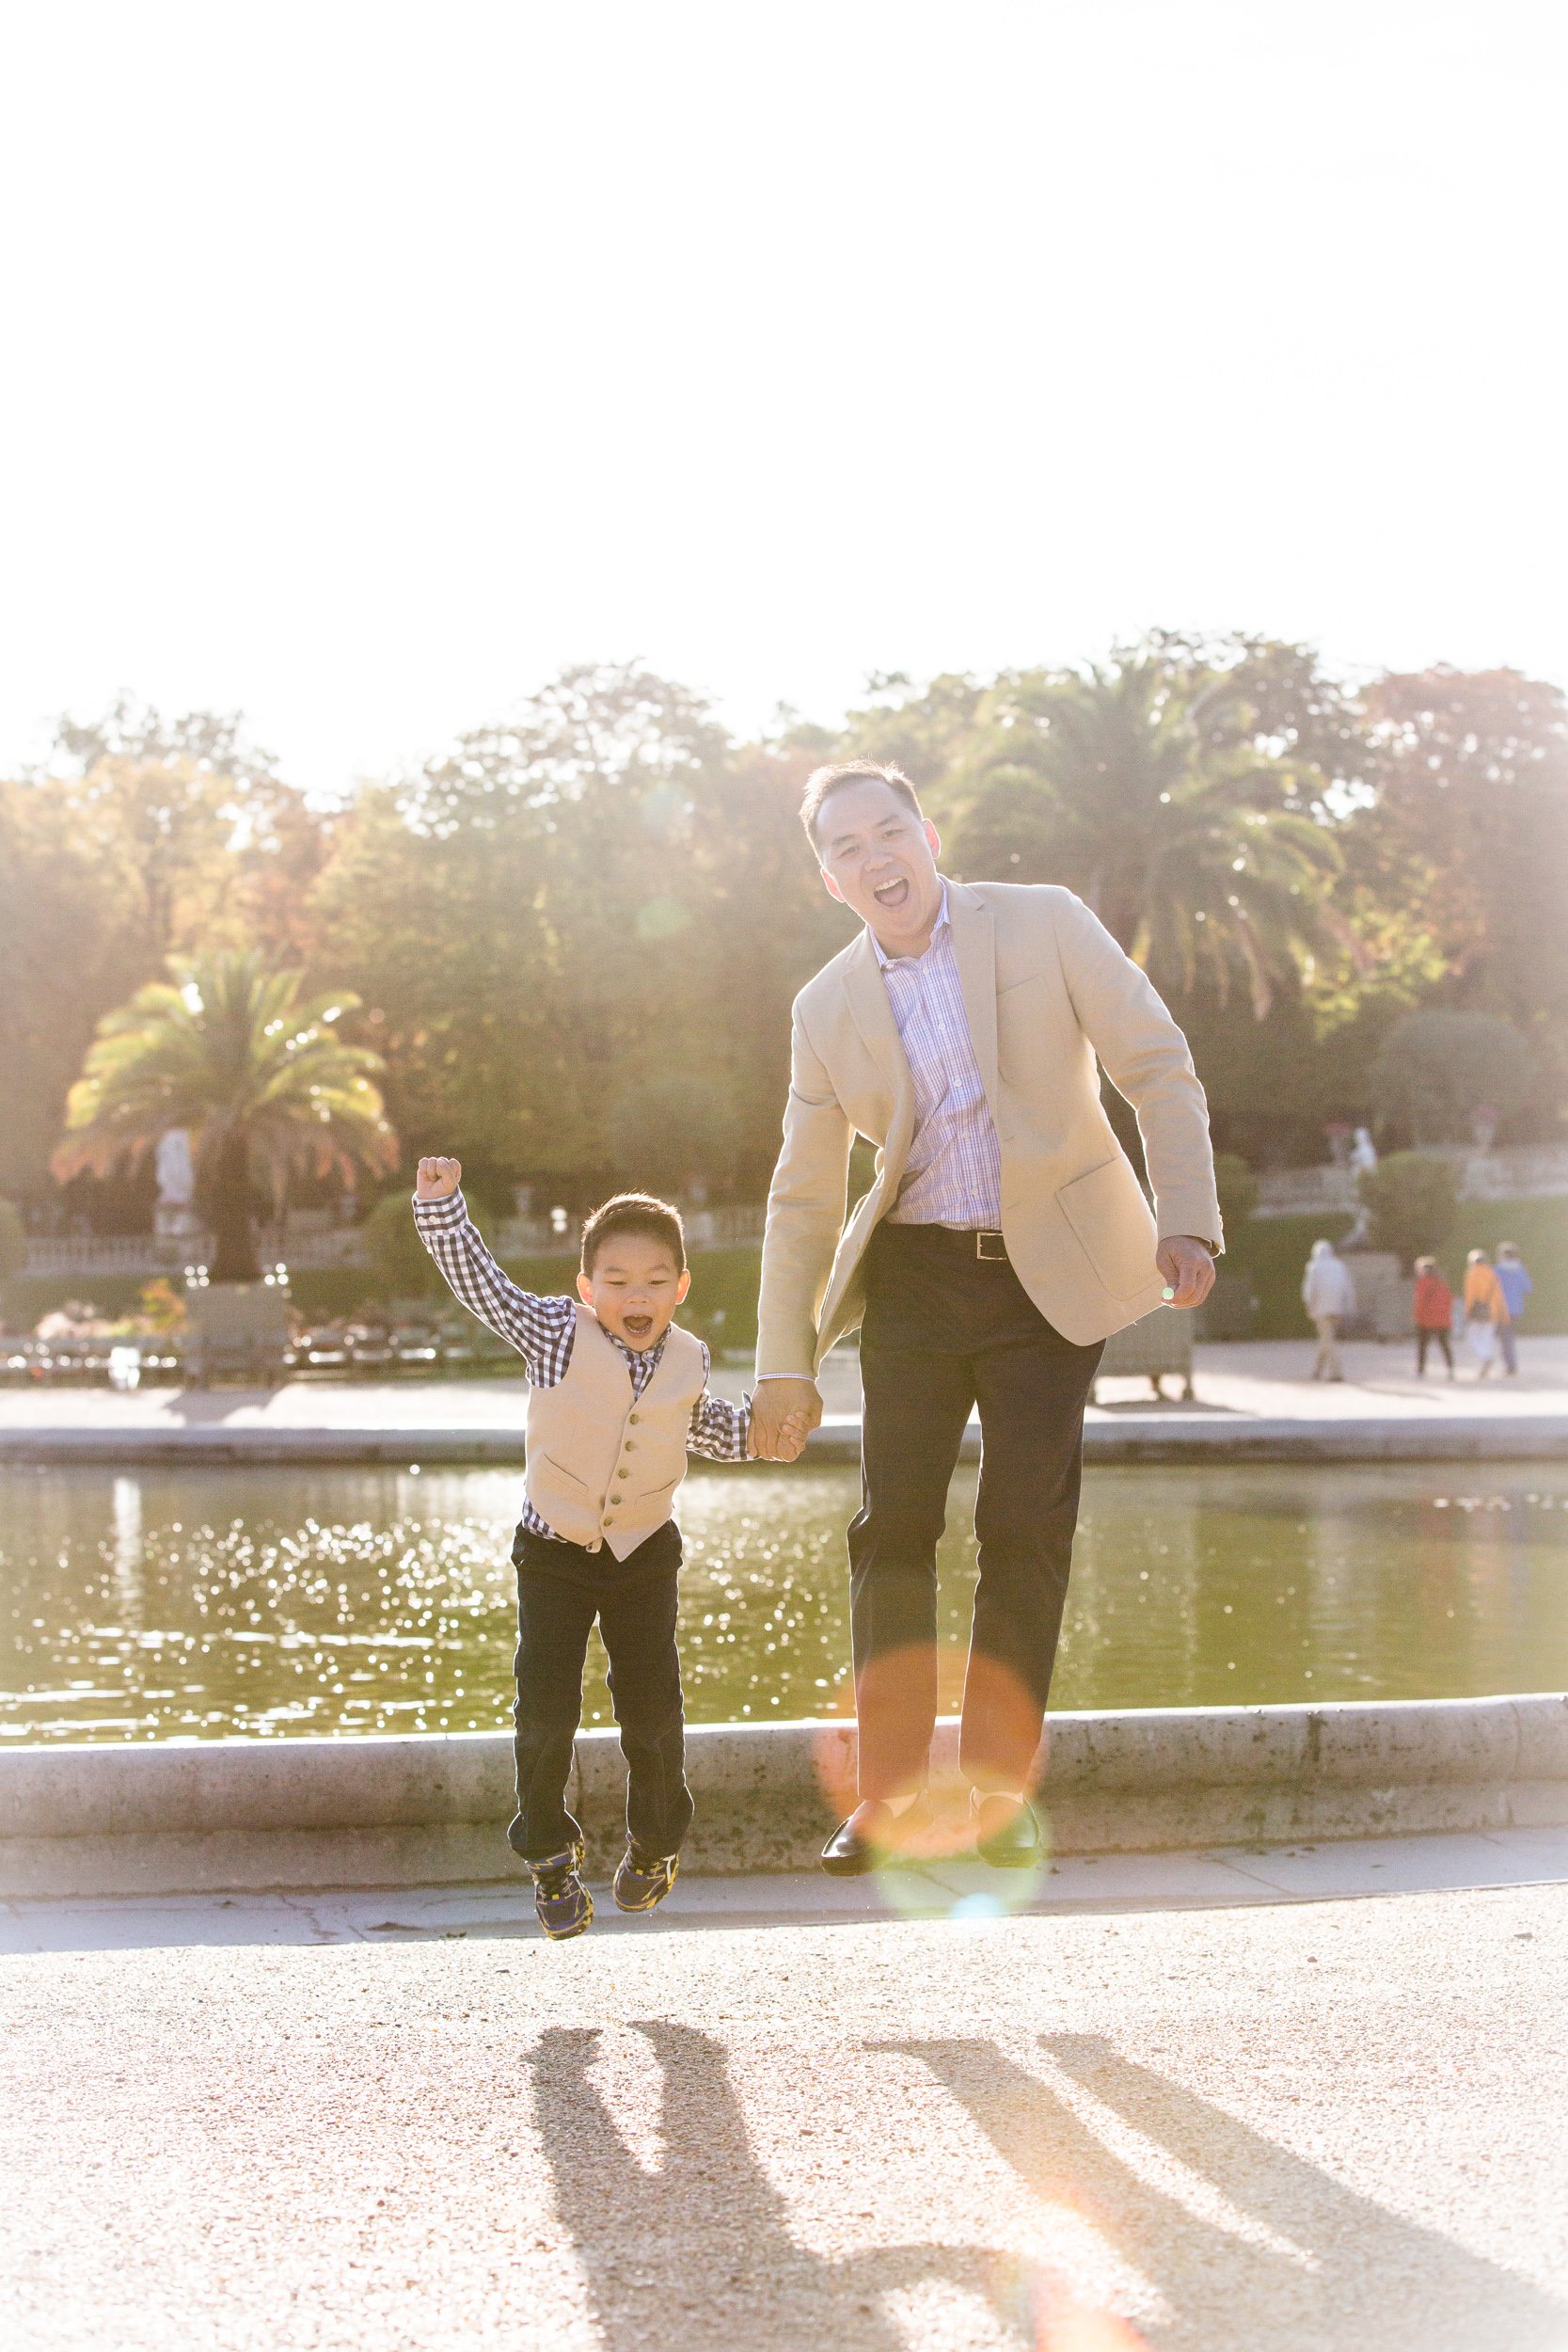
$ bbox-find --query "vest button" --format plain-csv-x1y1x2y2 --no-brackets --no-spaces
628,1412,640,1423
615,1469,628,1481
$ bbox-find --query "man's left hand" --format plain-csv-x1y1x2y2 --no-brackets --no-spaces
1156,1234,1217,1310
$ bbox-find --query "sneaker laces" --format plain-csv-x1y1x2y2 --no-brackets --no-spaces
531,1848,581,1894
626,1845,675,1876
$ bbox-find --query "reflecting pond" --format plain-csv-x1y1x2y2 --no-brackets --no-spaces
2,1458,1567,1742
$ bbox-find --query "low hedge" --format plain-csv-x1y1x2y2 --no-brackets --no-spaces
6,1199,1563,1349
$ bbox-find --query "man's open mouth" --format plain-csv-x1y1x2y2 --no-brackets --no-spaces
873,877,910,909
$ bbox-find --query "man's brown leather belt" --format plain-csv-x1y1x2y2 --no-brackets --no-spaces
974,1231,1008,1262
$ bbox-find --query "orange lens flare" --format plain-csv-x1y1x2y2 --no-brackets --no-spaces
812,1639,1053,1869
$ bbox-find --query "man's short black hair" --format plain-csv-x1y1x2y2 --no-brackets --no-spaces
800,760,925,850
580,1192,687,1276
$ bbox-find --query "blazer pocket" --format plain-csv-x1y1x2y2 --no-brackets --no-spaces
1055,1156,1158,1301
996,968,1046,997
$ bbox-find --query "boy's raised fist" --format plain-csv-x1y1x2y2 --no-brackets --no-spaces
416,1156,463,1201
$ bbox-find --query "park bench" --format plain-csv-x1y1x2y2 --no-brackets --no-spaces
1091,1304,1194,1403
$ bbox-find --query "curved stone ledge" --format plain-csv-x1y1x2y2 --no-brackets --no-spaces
2,1694,1564,1899
3,1413,1566,1468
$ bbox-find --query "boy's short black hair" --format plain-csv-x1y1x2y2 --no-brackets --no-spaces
580,1193,687,1276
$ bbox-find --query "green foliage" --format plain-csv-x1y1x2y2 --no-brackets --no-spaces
1370,1011,1533,1146
136,1278,186,1334
0,1200,24,1282
53,950,398,1281
0,703,327,1200
308,671,845,1200
1240,1197,1568,1336
936,638,1348,1016
606,1073,742,1197
8,650,1568,1249
1355,1151,1461,1269
1360,668,1568,1113
1212,1153,1259,1249
361,1191,438,1295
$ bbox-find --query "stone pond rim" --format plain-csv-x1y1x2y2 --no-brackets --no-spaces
3,1693,1565,1899
2,1413,1567,1467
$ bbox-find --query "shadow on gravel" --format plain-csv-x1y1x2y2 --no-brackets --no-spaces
532,2018,1567,2350
531,2021,1008,2351
896,2030,1567,2351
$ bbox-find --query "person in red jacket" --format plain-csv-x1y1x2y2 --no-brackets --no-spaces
1413,1256,1454,1378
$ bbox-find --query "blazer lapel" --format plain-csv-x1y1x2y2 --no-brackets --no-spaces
946,880,1000,1115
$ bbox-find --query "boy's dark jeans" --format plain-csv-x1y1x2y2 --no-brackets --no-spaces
850,1220,1104,1800
509,1520,694,1867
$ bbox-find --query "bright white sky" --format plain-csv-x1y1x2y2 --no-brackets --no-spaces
2,1,1565,797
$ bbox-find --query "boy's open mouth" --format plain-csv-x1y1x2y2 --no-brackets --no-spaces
621,1313,655,1340
873,876,910,911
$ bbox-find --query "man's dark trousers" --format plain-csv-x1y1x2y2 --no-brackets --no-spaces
849,1220,1104,1800
509,1521,694,1865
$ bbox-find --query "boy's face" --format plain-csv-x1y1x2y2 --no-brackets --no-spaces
577,1233,691,1351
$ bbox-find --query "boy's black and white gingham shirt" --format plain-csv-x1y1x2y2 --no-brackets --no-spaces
413,1190,750,1542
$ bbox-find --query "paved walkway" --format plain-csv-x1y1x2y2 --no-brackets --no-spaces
4,1830,1566,2348
1,1337,1564,1444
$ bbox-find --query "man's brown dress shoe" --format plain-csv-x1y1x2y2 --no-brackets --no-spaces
820,1795,932,1877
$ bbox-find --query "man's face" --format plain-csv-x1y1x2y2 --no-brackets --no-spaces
815,779,944,955
577,1233,691,1350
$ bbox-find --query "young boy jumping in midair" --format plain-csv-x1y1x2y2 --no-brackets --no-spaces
413,1160,807,1940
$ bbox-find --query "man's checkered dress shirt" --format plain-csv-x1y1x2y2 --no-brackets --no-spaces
874,882,1005,1229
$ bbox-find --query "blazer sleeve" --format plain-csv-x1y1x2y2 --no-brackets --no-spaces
1052,892,1224,1250
754,1001,854,1379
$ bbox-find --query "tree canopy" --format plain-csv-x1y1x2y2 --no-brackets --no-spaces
8,644,1565,1240
54,952,397,1279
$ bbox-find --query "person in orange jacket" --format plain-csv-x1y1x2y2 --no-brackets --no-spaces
1462,1248,1511,1380
1412,1256,1454,1378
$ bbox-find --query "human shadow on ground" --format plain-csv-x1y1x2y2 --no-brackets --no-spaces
529,2021,1017,2351
891,2030,1566,2351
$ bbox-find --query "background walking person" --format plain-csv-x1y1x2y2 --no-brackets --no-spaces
1303,1239,1355,1381
1494,1244,1533,1375
1463,1248,1510,1380
1412,1256,1454,1378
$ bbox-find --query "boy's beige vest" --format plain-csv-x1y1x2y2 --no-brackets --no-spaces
525,1306,708,1560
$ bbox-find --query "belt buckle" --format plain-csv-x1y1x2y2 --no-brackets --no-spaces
975,1231,1007,1263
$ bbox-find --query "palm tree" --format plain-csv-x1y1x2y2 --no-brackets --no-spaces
947,645,1345,1016
53,950,399,1281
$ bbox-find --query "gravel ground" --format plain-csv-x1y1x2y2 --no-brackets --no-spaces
5,1880,1567,2351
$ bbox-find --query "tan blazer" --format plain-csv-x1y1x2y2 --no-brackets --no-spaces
756,880,1222,1372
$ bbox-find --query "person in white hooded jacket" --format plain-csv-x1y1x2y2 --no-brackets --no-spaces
1303,1239,1356,1381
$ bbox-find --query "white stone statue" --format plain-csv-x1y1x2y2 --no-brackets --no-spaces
1349,1126,1378,1176
153,1128,200,1238
155,1127,195,1205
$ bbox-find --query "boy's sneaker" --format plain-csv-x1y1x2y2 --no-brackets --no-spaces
529,1845,593,1941
612,1843,680,1914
